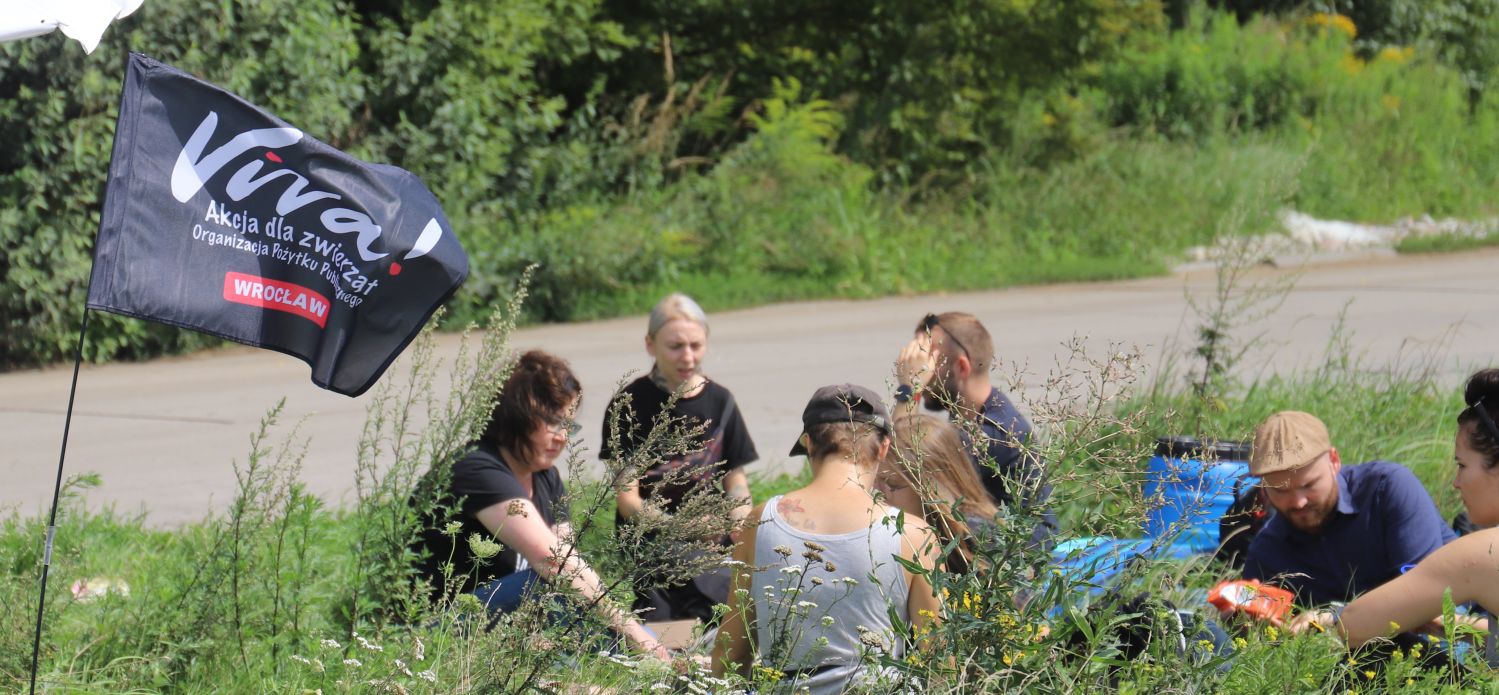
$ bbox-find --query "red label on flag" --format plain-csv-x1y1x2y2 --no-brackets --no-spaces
223,272,330,328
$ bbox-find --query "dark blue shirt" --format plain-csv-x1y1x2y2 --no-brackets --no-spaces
959,388,1057,550
1243,460,1455,606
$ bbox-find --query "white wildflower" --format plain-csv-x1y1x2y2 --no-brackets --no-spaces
343,658,362,667
855,625,887,652
607,653,638,669
467,533,502,560
320,638,342,650
779,566,802,575
416,670,437,683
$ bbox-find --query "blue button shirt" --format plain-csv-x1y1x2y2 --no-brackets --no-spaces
1243,460,1455,606
959,388,1057,550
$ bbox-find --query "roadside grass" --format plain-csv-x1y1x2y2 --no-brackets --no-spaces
1397,232,1499,255
4,330,1495,692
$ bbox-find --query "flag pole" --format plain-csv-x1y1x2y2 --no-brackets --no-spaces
28,308,91,695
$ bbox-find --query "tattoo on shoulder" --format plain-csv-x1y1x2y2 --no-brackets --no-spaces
506,499,529,518
777,496,816,528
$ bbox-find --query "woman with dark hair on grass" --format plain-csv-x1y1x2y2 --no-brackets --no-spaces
882,413,1001,575
1290,368,1499,664
413,350,667,660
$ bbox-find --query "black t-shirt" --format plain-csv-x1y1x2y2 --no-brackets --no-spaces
412,440,570,602
600,376,757,517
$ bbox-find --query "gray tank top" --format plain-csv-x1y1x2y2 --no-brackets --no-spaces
751,495,911,695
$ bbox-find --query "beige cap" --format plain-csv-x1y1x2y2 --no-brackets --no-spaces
1249,411,1332,476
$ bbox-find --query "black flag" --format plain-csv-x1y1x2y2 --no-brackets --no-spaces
87,53,468,396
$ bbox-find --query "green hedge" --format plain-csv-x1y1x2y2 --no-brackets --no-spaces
4,2,1498,367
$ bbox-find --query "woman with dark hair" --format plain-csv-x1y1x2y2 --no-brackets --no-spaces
883,413,1001,574
602,293,757,622
713,385,939,694
413,350,667,659
1290,368,1499,661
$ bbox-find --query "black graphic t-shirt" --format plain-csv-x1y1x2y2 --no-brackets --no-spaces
600,376,757,518
412,440,570,602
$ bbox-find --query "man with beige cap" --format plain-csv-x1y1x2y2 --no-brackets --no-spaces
1240,411,1454,607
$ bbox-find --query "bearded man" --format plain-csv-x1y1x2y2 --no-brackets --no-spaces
1242,411,1455,607
894,311,1057,549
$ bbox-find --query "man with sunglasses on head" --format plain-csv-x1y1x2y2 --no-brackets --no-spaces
1240,411,1454,613
894,311,1057,549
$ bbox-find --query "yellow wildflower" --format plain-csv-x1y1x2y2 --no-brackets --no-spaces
1376,46,1416,65
1308,12,1357,39
754,665,784,682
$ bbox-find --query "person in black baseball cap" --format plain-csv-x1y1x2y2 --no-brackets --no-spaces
788,383,893,457
714,384,939,692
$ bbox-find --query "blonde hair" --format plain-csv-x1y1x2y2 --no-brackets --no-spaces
892,413,999,573
647,292,709,338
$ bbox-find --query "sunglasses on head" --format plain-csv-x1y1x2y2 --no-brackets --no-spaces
1471,397,1499,442
921,313,969,359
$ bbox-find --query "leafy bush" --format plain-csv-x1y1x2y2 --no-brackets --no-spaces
6,1,1499,370
0,0,626,366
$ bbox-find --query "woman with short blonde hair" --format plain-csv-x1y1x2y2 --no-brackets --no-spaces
601,292,758,622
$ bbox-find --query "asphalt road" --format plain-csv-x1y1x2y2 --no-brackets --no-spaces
4,248,1497,525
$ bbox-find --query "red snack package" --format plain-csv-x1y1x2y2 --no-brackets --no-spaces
1207,579,1296,626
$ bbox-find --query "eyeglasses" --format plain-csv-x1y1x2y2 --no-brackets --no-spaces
543,417,582,437
921,313,969,359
